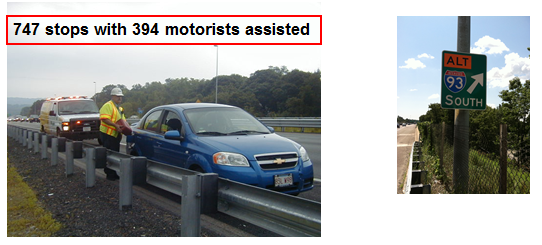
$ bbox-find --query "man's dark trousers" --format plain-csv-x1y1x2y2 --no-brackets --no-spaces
101,132,121,179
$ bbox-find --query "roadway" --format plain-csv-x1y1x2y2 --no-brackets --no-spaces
8,121,321,202
397,124,418,194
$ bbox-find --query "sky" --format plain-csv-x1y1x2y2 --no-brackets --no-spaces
397,16,530,120
5,2,321,99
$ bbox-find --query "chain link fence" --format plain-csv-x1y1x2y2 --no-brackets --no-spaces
417,122,529,194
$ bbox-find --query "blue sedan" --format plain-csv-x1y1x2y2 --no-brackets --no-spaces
127,103,314,194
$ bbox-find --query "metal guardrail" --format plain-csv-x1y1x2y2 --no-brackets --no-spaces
404,143,414,194
126,118,322,132
7,124,321,236
405,141,431,194
218,178,321,236
258,118,321,127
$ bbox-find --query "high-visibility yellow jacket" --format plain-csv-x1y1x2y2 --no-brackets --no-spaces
99,100,126,137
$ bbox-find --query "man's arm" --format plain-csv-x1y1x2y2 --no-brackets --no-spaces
101,118,121,132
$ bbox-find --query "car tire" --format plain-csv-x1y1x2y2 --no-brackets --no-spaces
189,165,205,173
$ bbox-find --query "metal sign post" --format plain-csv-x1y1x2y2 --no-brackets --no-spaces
452,16,471,193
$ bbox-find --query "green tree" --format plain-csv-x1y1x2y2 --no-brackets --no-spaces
91,67,321,118
469,106,502,158
419,103,454,125
499,77,530,169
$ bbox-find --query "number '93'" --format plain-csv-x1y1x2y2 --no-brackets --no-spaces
133,23,159,35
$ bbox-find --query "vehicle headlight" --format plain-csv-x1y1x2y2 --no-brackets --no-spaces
61,122,70,131
299,146,310,162
213,152,250,167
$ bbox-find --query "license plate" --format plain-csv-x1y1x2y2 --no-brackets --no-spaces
274,174,293,187
83,127,91,132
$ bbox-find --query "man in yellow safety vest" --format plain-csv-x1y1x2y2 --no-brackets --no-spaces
99,87,126,180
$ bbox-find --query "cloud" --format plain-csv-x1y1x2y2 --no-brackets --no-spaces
470,35,510,54
399,58,426,69
428,94,439,100
487,52,530,88
400,53,433,69
417,53,434,59
410,89,417,92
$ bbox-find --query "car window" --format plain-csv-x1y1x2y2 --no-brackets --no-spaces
184,107,270,135
58,100,99,115
162,110,182,134
142,110,162,133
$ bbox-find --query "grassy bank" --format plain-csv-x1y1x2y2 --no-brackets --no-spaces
7,158,62,237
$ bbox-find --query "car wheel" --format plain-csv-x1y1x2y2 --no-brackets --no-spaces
189,165,205,173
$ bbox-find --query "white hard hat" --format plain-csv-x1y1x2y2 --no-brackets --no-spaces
111,87,124,96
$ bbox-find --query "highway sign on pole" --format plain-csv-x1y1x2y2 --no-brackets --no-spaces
441,50,487,110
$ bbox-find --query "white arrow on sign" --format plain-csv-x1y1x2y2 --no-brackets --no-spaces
467,73,484,94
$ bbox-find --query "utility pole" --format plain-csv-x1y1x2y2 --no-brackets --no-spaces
453,16,470,193
214,45,218,104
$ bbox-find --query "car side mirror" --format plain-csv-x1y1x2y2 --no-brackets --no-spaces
267,126,275,133
49,110,56,116
165,130,184,141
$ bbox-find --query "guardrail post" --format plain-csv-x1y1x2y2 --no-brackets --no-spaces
46,135,53,147
33,132,40,154
131,156,147,185
41,134,48,159
181,174,202,237
27,131,33,150
73,141,83,159
19,128,24,144
85,148,96,188
95,147,107,168
51,137,58,166
200,173,218,214
15,127,19,142
65,142,74,177
32,132,40,154
57,137,66,152
25,129,29,146
23,129,28,147
119,158,133,210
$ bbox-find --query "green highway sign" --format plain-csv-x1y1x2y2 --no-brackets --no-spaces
441,50,487,110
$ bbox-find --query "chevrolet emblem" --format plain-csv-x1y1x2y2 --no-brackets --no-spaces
273,158,286,165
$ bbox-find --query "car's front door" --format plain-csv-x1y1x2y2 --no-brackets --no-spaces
137,109,163,159
154,110,189,168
